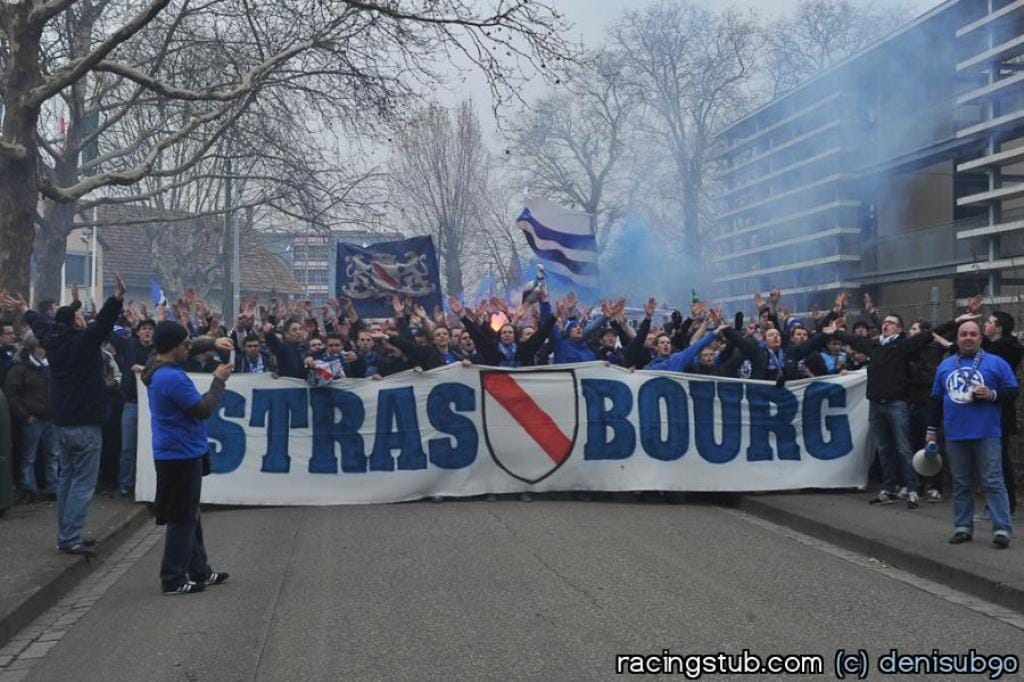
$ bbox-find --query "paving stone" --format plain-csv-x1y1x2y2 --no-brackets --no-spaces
0,642,29,658
17,641,58,659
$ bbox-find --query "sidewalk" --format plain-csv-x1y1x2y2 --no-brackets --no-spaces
0,494,148,649
736,490,1024,614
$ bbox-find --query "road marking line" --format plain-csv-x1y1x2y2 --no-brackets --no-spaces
723,506,1024,632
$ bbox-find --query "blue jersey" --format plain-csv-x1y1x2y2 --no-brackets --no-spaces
148,365,209,460
931,350,1017,441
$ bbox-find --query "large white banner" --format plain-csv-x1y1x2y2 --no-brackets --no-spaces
137,364,870,505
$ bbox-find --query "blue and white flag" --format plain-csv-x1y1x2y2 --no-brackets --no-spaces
516,197,598,290
150,277,166,307
336,235,443,318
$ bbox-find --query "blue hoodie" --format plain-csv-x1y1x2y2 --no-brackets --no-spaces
547,316,600,364
645,330,717,373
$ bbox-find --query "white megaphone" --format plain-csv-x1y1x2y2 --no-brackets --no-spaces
521,263,547,304
912,442,943,477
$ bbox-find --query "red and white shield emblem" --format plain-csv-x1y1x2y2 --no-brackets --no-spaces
480,369,579,483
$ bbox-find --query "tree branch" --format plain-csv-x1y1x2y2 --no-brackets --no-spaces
29,0,172,106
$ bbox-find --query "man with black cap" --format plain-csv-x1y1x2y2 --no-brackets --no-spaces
142,322,234,594
12,274,126,556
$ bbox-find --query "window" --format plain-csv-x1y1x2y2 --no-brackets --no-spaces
65,253,92,286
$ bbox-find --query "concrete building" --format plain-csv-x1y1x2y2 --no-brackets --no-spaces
261,228,404,307
713,0,1024,318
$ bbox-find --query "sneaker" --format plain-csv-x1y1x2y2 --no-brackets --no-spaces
205,571,230,586
163,581,206,595
993,534,1010,549
485,494,497,502
927,489,942,503
869,491,896,505
112,488,132,500
59,543,96,557
519,492,532,502
948,531,973,544
896,486,909,501
906,492,919,509
974,508,992,521
431,495,445,504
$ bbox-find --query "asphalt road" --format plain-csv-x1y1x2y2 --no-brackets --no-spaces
19,498,1024,681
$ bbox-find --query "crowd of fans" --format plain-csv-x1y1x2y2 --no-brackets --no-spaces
0,280,1019,548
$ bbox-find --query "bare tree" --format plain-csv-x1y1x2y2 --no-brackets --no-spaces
612,1,760,258
764,0,912,97
389,100,489,296
467,165,528,296
508,48,639,248
0,0,572,295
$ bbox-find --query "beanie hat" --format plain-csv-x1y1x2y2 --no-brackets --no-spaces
565,320,581,334
54,306,75,326
154,321,189,353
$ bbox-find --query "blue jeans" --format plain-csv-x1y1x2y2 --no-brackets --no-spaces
947,438,1012,538
118,402,138,492
56,425,102,548
869,400,918,493
20,419,60,494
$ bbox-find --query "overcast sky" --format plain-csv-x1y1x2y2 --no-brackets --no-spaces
554,0,941,42
438,0,944,143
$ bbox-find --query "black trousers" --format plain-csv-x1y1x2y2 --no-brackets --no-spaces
156,457,210,589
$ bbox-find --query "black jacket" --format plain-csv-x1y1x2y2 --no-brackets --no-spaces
840,323,953,402
4,360,51,421
107,334,156,402
907,342,948,405
459,314,556,367
983,334,1023,434
264,332,307,379
0,345,16,388
725,327,829,384
26,296,123,426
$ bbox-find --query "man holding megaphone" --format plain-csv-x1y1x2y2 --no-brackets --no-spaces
928,319,1018,548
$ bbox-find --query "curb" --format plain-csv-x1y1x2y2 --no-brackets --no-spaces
0,504,150,650
737,496,1024,615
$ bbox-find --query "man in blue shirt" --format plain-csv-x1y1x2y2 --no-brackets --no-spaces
142,322,234,594
928,319,1018,548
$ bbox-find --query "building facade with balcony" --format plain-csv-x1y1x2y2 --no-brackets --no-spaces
714,0,1024,316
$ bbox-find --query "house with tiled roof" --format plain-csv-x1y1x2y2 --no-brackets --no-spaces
61,205,303,311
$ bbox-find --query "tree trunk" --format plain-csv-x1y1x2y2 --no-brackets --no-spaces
33,203,77,304
221,218,233,318
0,14,45,297
444,245,463,296
682,177,701,259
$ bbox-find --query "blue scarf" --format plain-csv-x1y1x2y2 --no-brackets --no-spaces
498,341,518,367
